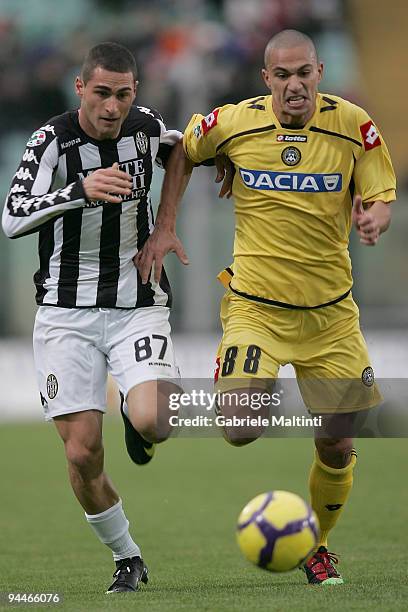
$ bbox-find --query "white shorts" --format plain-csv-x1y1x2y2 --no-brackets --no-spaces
33,306,180,421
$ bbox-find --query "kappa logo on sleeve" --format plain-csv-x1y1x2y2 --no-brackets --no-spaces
15,167,34,181
201,109,220,135
360,120,381,150
22,149,39,164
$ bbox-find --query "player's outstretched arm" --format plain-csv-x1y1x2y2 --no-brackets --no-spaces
135,140,192,284
352,194,392,246
135,141,234,283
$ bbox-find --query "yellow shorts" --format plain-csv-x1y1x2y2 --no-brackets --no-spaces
215,289,381,414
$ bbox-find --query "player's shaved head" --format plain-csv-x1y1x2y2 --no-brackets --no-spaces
264,30,317,67
261,29,323,127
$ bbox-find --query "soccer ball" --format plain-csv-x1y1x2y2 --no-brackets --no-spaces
236,490,319,572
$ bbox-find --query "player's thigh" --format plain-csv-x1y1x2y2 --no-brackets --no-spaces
295,298,381,414
215,295,284,442
33,307,107,421
314,410,371,453
215,294,281,394
108,306,180,425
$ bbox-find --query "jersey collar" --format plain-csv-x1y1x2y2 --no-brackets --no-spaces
268,93,322,131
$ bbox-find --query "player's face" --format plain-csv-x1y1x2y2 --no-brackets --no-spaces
75,67,137,140
262,45,323,127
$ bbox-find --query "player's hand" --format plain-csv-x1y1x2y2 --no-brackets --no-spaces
83,162,132,204
214,154,235,198
134,227,189,284
352,194,380,246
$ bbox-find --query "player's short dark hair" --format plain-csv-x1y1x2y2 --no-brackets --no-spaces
81,42,138,83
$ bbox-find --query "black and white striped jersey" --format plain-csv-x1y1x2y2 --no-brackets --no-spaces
2,106,182,309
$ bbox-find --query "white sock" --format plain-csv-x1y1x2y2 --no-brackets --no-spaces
85,499,141,562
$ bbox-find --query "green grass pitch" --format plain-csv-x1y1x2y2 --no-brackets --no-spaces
0,420,407,611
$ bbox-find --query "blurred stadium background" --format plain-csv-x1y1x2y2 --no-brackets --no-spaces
0,0,407,417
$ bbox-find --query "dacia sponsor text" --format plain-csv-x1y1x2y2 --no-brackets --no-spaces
239,168,342,192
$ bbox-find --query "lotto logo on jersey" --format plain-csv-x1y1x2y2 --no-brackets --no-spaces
201,109,219,135
239,168,342,192
360,120,381,150
277,134,308,142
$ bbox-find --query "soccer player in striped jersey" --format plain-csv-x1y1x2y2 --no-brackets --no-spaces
2,42,192,594
138,30,396,585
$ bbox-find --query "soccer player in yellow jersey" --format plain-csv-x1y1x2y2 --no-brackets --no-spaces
136,30,396,585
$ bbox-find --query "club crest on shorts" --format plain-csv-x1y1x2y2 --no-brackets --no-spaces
361,366,374,387
46,374,58,399
135,131,148,155
281,146,301,166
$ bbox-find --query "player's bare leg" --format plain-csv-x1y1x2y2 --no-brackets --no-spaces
314,436,354,469
54,410,147,593
216,387,270,446
54,410,117,512
120,380,181,465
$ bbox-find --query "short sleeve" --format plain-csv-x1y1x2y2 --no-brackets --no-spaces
183,107,229,164
353,110,396,203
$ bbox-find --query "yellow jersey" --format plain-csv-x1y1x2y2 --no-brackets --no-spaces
183,93,396,307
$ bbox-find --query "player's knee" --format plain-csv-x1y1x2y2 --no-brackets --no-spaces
315,437,353,468
224,433,258,447
137,416,171,444
65,440,103,474
127,381,178,443
217,388,268,446
222,426,261,447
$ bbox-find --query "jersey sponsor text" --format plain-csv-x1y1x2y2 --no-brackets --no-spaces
239,168,342,192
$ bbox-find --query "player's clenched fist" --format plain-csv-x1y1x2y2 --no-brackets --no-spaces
352,194,380,246
83,162,132,204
